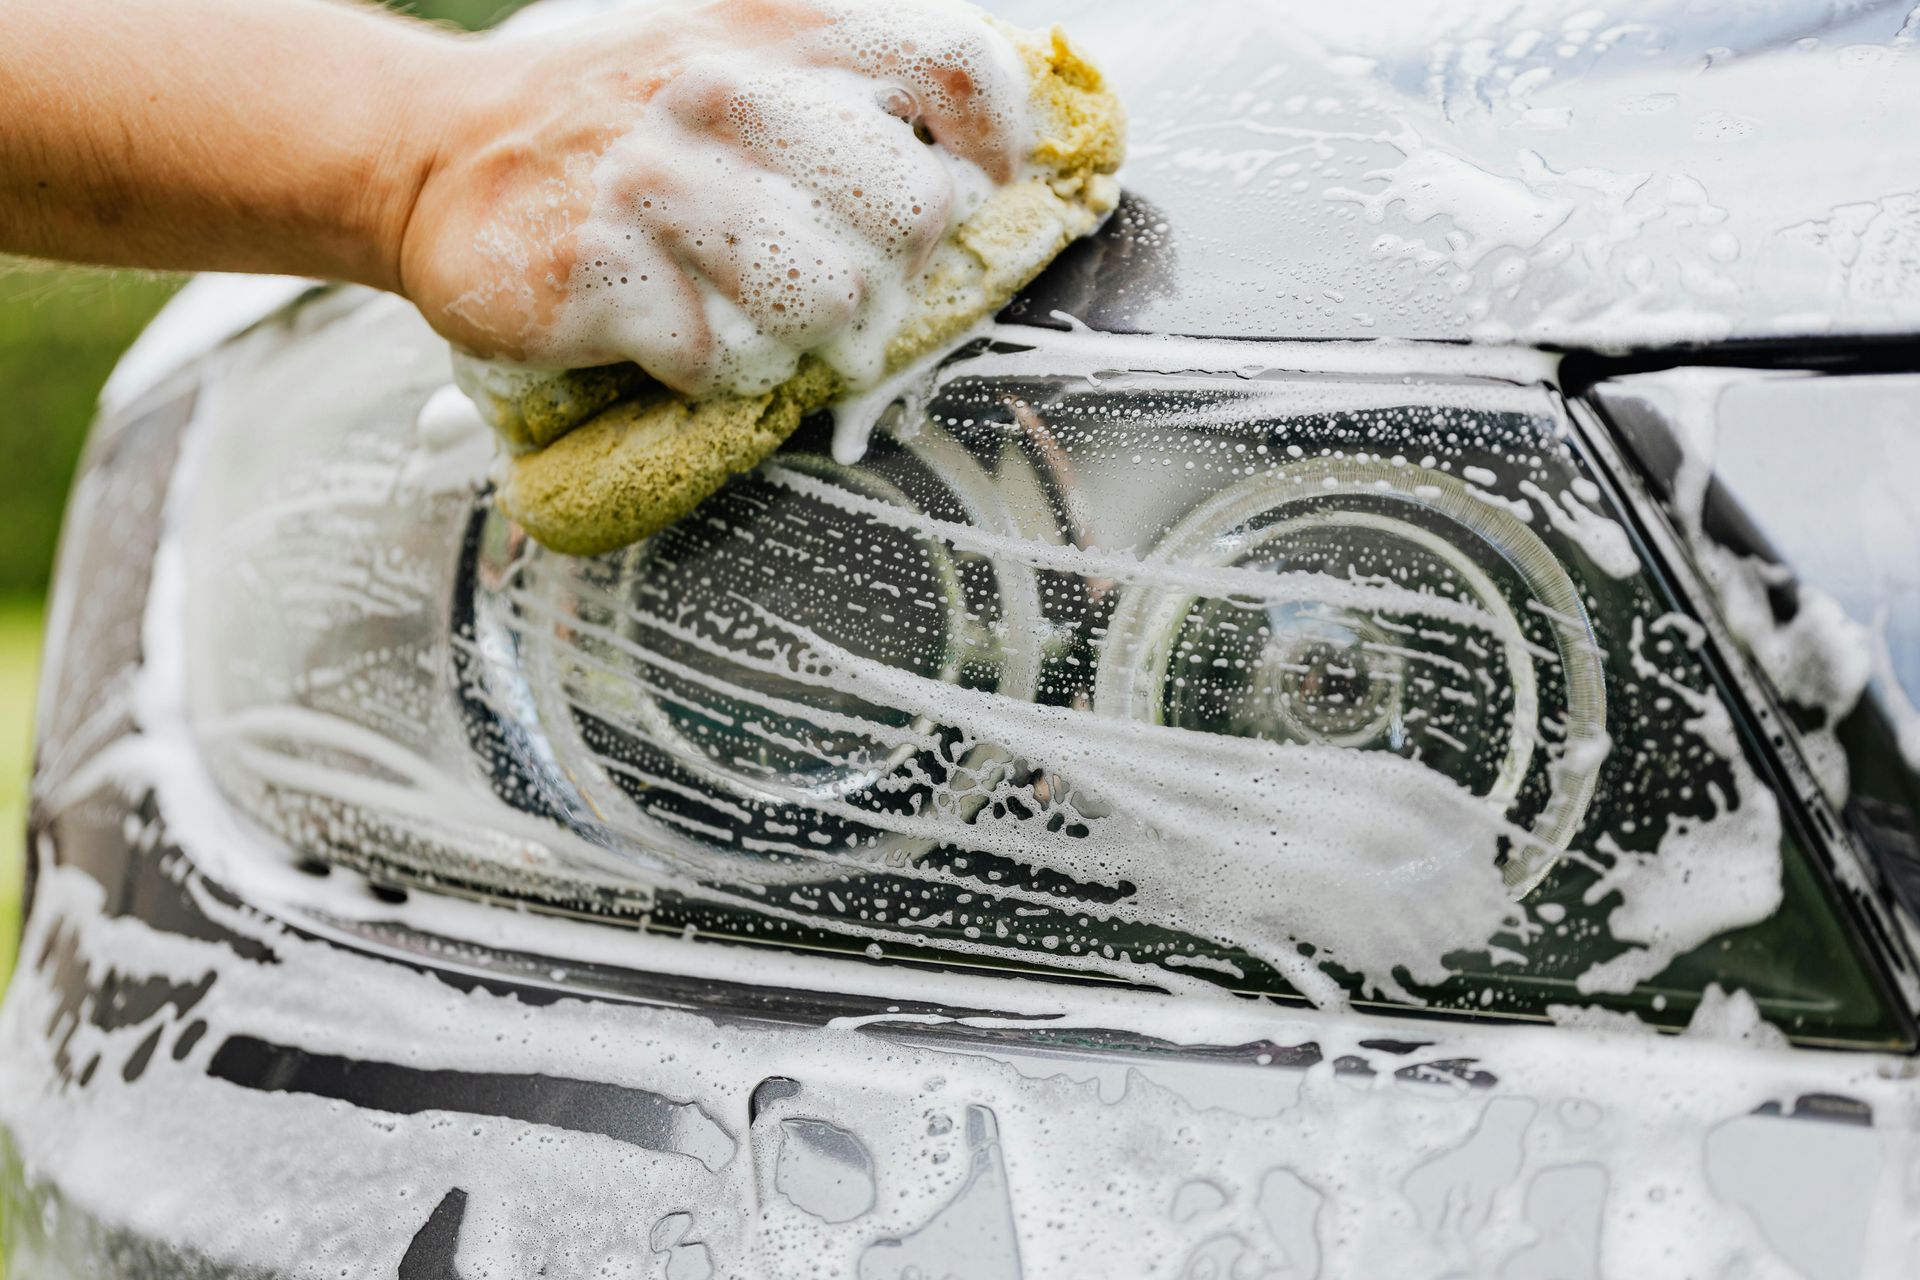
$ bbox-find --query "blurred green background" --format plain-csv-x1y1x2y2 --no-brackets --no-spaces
0,268,178,998
0,0,530,1002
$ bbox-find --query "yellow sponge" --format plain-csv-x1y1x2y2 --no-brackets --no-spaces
497,24,1126,558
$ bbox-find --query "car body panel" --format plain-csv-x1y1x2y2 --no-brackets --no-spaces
8,1,1920,1276
1000,0,1920,349
0,299,1915,1278
7,777,1920,1278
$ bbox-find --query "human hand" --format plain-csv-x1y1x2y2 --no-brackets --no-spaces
401,0,1035,399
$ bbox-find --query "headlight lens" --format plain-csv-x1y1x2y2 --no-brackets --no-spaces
480,437,1044,878
161,288,1908,1044
1094,455,1607,895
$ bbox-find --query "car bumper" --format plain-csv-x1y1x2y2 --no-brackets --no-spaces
6,772,1920,1279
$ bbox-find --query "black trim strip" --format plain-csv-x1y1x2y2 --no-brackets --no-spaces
1556,335,1920,398
206,1035,737,1171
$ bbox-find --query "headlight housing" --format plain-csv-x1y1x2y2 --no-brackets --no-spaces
134,287,1911,1044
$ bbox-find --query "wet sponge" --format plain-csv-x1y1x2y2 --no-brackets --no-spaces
492,23,1125,558
501,359,842,554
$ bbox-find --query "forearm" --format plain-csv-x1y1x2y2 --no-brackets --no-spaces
0,0,461,291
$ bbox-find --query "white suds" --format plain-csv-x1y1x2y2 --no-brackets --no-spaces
1518,479,1639,580
541,0,1031,399
1633,368,1872,804
1871,607,1920,774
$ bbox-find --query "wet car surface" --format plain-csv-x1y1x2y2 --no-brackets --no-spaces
6,1,1920,1276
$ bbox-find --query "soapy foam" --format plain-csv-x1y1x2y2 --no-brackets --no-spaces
1631,368,1874,805
11,850,1912,1279
1517,479,1638,581
545,0,1030,398
1872,607,1920,775
1574,616,1784,995
505,573,1534,1006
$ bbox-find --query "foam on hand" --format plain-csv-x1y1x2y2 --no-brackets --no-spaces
457,0,1127,555
548,0,1027,398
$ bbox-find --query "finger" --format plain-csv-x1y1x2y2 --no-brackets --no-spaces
802,0,1029,182
654,159,870,349
688,62,957,272
560,157,721,392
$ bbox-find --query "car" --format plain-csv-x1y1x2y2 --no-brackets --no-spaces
6,0,1920,1275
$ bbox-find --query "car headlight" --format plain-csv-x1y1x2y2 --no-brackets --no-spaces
139,286,1908,1043
1094,454,1607,896
474,435,1045,885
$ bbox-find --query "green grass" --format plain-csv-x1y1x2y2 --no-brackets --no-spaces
0,600,41,996
0,265,173,1007
397,0,532,26
0,267,177,1006
0,267,184,596
0,615,41,1280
